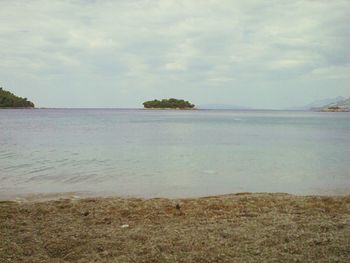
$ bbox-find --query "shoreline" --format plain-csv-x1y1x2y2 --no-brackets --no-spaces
1,193,349,262
1,189,349,202
142,107,197,110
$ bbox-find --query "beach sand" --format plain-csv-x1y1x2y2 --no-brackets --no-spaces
1,193,349,262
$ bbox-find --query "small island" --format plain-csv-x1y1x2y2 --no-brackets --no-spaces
143,98,195,109
0,87,35,108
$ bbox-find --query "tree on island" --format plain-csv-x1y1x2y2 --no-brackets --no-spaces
0,87,35,108
143,98,195,109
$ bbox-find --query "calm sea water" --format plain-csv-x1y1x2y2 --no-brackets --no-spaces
0,109,349,198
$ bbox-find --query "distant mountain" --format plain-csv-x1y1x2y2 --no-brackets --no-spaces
314,97,350,112
325,97,350,107
288,96,346,111
307,96,346,108
198,104,251,110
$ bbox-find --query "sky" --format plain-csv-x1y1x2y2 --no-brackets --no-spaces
0,0,349,109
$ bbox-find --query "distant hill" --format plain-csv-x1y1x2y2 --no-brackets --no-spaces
288,96,346,111
325,97,350,107
307,96,346,108
0,87,35,108
143,98,195,109
314,97,350,112
198,104,251,110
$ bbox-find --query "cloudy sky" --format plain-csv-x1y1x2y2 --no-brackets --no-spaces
1,0,349,108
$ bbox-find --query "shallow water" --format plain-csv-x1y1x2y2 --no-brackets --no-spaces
0,109,349,198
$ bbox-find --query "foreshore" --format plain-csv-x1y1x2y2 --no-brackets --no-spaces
1,193,349,262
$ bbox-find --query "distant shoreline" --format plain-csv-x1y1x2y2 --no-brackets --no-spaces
142,107,197,110
2,107,350,113
320,108,350,112
0,107,36,109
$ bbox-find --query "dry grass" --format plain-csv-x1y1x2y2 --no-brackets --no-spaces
1,193,350,262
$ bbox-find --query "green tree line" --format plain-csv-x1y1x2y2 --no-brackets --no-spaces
0,87,35,108
143,98,195,109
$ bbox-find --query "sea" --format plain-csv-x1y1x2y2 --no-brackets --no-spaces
0,109,349,198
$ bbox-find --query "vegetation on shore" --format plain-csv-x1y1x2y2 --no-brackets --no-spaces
1,193,349,262
143,98,195,109
0,87,34,108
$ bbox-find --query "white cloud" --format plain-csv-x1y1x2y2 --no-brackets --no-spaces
309,64,350,79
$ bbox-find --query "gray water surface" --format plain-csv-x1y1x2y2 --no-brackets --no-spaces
1,109,349,198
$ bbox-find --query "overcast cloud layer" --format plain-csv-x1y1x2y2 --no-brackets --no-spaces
1,0,349,108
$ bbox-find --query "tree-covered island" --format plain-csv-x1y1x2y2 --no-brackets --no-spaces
0,87,35,108
143,98,195,109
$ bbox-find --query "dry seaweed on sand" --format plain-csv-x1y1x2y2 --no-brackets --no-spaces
1,193,350,262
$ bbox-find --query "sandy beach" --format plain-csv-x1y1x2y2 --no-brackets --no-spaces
1,193,349,262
